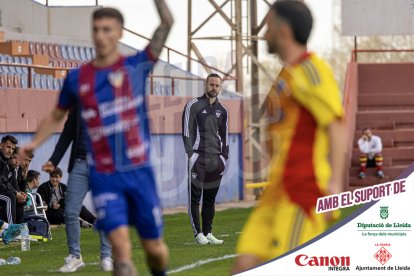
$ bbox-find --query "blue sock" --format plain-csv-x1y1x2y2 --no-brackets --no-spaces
151,268,166,276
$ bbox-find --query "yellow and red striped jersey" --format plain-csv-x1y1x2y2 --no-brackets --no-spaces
261,52,343,214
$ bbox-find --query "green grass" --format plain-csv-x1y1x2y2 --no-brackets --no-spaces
0,204,363,276
0,208,252,276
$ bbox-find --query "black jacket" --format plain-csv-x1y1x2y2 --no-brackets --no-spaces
0,152,18,194
36,181,66,209
182,94,229,159
49,104,84,173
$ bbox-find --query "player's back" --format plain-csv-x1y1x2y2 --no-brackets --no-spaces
58,47,157,173
261,53,343,213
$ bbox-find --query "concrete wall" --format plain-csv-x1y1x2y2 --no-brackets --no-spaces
48,6,96,39
342,0,414,36
0,0,47,34
0,0,97,40
358,63,414,93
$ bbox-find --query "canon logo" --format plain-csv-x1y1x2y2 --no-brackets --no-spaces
295,254,350,267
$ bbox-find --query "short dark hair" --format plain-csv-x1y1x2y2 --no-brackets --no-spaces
27,170,40,183
50,167,63,178
271,0,313,45
206,73,222,84
13,146,20,155
93,7,124,26
1,135,18,145
362,128,371,134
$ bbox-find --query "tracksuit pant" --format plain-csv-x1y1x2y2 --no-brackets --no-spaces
188,153,226,236
0,191,16,224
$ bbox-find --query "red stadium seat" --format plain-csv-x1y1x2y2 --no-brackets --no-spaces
48,44,57,59
54,44,63,59
0,75,7,87
28,42,35,55
34,42,43,55
41,43,49,56
13,75,21,88
7,75,14,87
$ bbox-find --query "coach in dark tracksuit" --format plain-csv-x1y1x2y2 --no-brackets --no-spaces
182,73,229,245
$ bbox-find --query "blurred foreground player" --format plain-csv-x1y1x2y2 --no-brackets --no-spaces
232,0,345,273
21,2,174,276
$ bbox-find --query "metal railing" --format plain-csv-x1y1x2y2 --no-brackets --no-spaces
0,63,206,96
32,0,238,86
123,28,237,82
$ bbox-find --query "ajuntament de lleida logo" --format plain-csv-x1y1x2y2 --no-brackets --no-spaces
380,206,389,219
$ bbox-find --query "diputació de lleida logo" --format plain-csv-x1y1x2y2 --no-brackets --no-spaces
380,206,389,219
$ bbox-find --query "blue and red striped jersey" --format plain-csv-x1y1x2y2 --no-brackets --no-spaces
57,46,156,173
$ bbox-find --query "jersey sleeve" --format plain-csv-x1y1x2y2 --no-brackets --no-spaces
291,59,343,127
57,70,78,110
126,45,157,72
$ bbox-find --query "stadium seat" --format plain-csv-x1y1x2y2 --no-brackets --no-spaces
48,43,57,59
6,56,17,74
67,45,75,60
34,42,43,55
54,44,63,59
39,74,47,90
41,43,49,57
73,46,81,61
58,78,63,88
28,41,35,55
60,45,69,60
20,75,28,89
0,55,9,74
6,75,14,87
32,74,40,89
79,47,87,61
85,47,92,60
25,57,33,65
13,75,21,88
46,75,54,90
0,74,7,87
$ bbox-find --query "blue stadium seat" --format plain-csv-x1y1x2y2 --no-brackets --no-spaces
33,74,40,89
67,46,75,60
85,47,92,60
20,74,28,89
0,55,10,74
52,78,59,90
79,47,87,61
13,57,25,74
73,46,81,61
25,57,33,65
46,76,54,90
61,45,69,60
6,56,18,74
39,75,47,90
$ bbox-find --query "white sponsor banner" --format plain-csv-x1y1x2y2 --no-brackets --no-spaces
237,172,414,275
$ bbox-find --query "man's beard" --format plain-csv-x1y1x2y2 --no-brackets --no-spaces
207,91,217,98
267,41,277,54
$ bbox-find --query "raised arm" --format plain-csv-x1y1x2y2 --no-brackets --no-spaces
149,0,174,59
357,137,369,154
